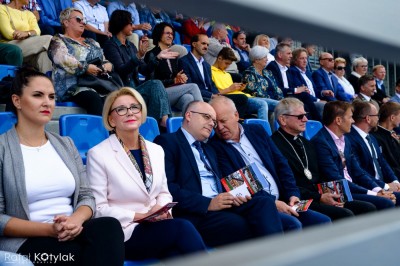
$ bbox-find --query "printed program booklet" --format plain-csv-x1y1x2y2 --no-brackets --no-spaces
316,179,353,203
291,199,313,212
221,163,269,197
135,202,177,223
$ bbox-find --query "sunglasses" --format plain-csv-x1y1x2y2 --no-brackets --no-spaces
282,113,309,120
335,66,346,70
321,58,334,62
69,16,86,24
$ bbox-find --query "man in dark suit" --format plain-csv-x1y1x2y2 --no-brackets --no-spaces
372,102,400,178
346,101,400,197
271,98,376,220
311,101,395,210
179,34,248,117
372,65,390,105
209,96,331,228
354,74,380,111
311,52,351,102
266,43,320,121
232,31,251,73
154,101,283,247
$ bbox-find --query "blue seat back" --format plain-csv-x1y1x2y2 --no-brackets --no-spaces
59,114,109,164
0,64,18,80
139,117,160,142
56,101,80,107
166,117,183,133
243,119,272,136
0,112,17,135
304,120,323,140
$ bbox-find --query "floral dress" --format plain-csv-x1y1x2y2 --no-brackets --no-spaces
243,66,284,100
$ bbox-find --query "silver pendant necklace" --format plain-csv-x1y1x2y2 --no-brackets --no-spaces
277,131,312,180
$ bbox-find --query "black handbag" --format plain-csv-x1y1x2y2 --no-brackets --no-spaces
77,58,124,94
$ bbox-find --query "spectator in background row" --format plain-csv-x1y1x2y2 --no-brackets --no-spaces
252,34,275,65
0,0,52,73
301,43,316,74
106,0,151,47
48,7,113,115
333,57,356,100
182,16,207,45
179,34,249,118
139,5,172,37
0,0,40,20
144,22,203,113
0,43,23,66
232,31,251,73
372,64,391,106
354,74,380,110
103,10,172,128
73,0,111,47
270,36,293,56
390,78,400,103
37,0,72,35
348,56,368,94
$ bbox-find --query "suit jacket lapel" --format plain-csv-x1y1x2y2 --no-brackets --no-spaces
176,129,202,184
110,134,149,194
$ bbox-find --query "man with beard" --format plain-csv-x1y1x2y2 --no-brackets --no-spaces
346,101,400,193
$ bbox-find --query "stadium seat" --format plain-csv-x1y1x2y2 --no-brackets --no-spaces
243,118,272,136
166,117,183,133
183,44,191,53
59,114,109,164
304,120,322,140
56,101,80,107
0,64,18,81
139,117,160,142
0,112,17,134
274,120,280,131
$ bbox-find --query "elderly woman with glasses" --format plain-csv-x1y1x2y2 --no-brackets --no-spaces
333,57,356,100
86,87,207,260
48,7,114,115
348,56,368,94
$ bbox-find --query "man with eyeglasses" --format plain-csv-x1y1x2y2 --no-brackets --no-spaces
312,52,351,102
154,101,284,247
312,101,396,210
346,101,400,196
354,74,380,111
272,98,377,220
348,57,368,94
209,96,331,230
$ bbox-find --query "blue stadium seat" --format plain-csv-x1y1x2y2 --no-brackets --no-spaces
139,117,160,142
56,101,80,107
0,112,17,135
0,64,18,80
274,120,280,131
166,117,183,133
243,118,272,136
174,31,181,45
183,44,191,53
59,114,109,164
304,120,322,140
124,259,159,266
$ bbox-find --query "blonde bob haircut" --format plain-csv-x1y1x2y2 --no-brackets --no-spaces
102,87,147,131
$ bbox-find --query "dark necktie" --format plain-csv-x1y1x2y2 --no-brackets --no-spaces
365,135,384,180
193,141,223,193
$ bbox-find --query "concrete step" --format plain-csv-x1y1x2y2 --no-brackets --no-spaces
45,120,59,135
52,106,86,120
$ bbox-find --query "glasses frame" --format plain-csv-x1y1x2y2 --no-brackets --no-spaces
110,104,142,116
69,16,86,24
335,66,346,70
321,58,334,62
190,111,217,128
282,113,309,120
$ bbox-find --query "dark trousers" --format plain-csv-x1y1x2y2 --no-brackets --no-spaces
125,218,206,260
0,43,22,66
353,193,395,210
195,190,283,247
310,200,376,221
18,217,125,266
70,90,105,115
292,92,321,121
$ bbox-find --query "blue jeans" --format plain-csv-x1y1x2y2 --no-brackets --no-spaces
247,97,279,120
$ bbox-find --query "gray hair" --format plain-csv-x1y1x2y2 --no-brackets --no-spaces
212,23,226,34
351,57,368,71
274,98,304,124
249,46,269,63
209,95,237,111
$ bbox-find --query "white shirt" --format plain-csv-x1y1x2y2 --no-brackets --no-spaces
334,74,355,96
227,125,280,199
277,62,289,89
296,66,316,97
360,93,371,101
190,52,205,82
74,0,109,32
22,141,75,222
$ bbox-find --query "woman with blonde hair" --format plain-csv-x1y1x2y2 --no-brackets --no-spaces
252,34,275,65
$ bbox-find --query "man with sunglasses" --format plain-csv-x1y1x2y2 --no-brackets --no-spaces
209,96,331,230
346,101,400,197
312,101,396,210
272,98,377,220
312,52,351,102
154,101,284,247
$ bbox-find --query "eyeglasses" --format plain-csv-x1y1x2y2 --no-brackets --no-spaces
69,16,86,24
163,31,174,36
359,65,368,68
190,111,217,128
321,58,334,62
282,113,309,120
110,104,142,116
335,66,346,70
367,114,380,118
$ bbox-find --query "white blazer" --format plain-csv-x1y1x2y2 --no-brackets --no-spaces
86,134,172,241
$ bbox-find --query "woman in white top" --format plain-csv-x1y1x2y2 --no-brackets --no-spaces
333,57,356,100
0,67,124,265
